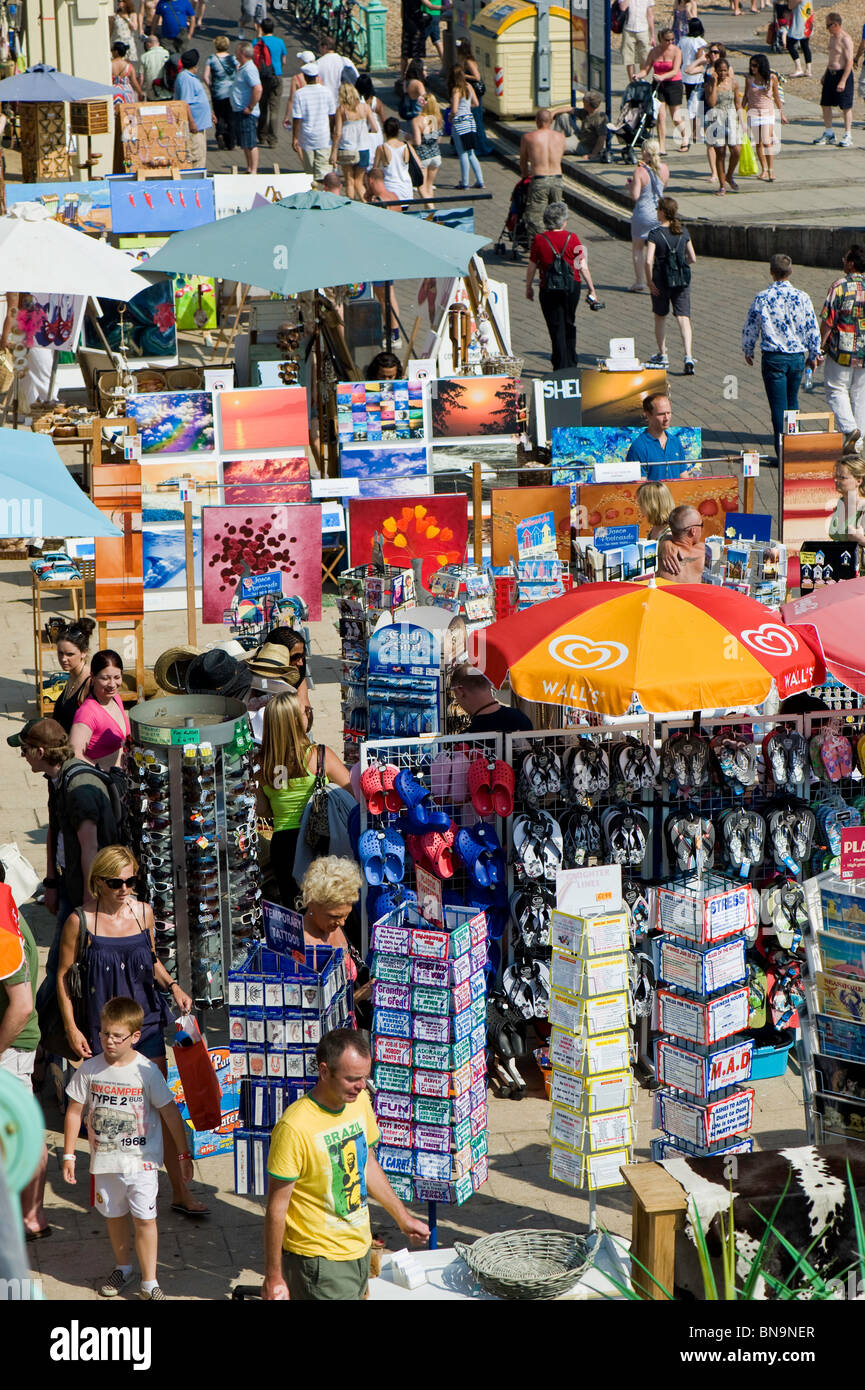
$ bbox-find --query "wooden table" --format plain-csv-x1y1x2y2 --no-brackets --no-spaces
620,1162,689,1301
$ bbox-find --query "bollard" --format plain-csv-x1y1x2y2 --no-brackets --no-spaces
364,0,389,71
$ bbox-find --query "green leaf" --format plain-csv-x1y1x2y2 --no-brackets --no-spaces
690,1199,718,1301
740,1172,792,1300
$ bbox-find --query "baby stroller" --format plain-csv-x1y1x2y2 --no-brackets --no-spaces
768,2,791,52
609,79,656,163
494,176,533,259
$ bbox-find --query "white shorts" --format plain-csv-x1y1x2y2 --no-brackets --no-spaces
0,1046,35,1090
93,1169,159,1220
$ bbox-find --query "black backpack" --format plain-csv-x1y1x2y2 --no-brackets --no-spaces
542,233,578,294
658,229,691,289
58,760,127,846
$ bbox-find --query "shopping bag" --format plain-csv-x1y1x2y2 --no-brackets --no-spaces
738,133,759,177
172,1014,222,1131
0,843,42,907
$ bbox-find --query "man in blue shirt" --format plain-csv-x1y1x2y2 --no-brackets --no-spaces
625,392,688,480
742,253,821,463
230,41,263,174
256,18,286,147
174,50,212,167
155,0,195,54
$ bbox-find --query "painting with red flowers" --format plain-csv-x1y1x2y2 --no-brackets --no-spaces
221,455,310,506
201,504,322,624
348,496,468,586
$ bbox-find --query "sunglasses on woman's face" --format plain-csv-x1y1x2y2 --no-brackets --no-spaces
103,875,137,891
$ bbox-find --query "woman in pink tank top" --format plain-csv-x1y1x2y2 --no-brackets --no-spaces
70,648,130,769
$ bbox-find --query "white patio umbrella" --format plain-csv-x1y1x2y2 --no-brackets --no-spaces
0,210,162,301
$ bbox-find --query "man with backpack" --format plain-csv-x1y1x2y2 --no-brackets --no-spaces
525,202,601,370
255,20,285,147
154,0,196,54
644,194,697,375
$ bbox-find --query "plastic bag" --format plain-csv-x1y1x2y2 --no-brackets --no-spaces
0,843,41,908
171,1014,222,1132
738,134,759,177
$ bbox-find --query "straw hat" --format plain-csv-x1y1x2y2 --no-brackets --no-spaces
245,642,301,683
154,644,201,696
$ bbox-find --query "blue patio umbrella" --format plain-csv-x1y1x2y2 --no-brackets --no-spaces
0,429,121,539
0,64,115,102
140,190,491,294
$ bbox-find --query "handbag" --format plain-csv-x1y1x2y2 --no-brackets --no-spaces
37,908,90,1062
407,144,425,188
0,842,41,907
611,0,626,34
305,744,330,850
738,132,759,177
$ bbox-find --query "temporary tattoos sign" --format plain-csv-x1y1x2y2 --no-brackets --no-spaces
201,504,322,624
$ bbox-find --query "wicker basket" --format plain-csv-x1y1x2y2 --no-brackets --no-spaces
455,1229,596,1300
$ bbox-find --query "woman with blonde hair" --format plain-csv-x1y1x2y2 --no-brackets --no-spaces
448,64,484,189
257,692,353,908
627,139,669,293
55,845,206,1215
299,857,370,1008
331,81,379,200
830,451,865,548
412,92,443,204
636,480,676,538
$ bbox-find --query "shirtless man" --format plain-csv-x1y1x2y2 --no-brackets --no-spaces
813,12,855,146
519,109,566,243
659,505,706,583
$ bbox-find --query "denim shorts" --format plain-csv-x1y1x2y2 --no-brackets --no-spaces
232,110,258,149
423,11,441,41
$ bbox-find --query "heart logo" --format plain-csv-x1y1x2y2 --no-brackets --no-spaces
548,634,629,671
739,623,799,658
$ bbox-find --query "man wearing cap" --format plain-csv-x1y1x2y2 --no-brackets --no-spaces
287,61,336,182
174,49,213,166
230,40,263,175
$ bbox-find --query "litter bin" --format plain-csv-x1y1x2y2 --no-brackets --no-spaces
470,0,584,117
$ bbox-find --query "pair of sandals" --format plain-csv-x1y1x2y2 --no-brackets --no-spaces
516,749,562,805
610,737,659,793
767,805,815,875
660,732,711,794
366,883,405,924
713,735,759,791
406,820,458,879
764,729,808,790
510,885,554,952
765,880,808,952
466,755,515,817
814,796,861,857
810,728,854,783
719,808,765,876
431,747,471,804
565,742,609,800
358,828,406,885
665,812,715,873
513,812,563,882
455,822,506,889
561,808,602,866
602,808,649,868
767,949,805,1029
360,762,402,816
502,958,551,1022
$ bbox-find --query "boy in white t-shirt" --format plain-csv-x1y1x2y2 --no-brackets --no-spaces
63,996,194,1301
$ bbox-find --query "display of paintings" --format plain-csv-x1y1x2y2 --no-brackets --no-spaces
781,431,845,555
577,476,739,540
109,178,215,234
335,379,425,443
339,443,430,498
552,425,702,482
83,241,177,361
217,386,308,454
430,376,523,441
141,459,221,519
813,1053,865,1101
490,485,571,566
174,275,217,332
348,496,468,585
128,391,215,456
221,455,310,506
579,367,667,427
201,504,322,624
212,173,313,220
15,293,86,352
4,181,112,233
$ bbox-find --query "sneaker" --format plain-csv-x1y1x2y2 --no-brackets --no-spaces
813,130,835,145
97,1268,136,1298
647,352,669,367
684,356,696,375
838,133,854,148
139,1284,167,1301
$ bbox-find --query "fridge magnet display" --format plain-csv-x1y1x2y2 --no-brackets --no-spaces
339,444,430,498
579,366,667,427
141,459,221,519
490,485,571,566
127,391,216,456
348,496,468,585
218,386,309,454
222,456,310,506
201,504,322,624
430,376,523,440
335,379,425,443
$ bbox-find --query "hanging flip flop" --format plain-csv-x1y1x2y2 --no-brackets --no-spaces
467,754,495,817
512,815,545,880
360,766,385,815
358,829,386,886
491,760,515,817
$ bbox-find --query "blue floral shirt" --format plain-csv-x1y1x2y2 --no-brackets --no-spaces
741,280,821,358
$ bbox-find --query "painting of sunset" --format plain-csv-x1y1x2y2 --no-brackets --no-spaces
222,455,310,505
782,431,845,554
218,386,309,453
430,376,523,441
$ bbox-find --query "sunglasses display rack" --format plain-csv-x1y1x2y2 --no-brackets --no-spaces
129,695,263,1011
337,565,417,767
370,902,490,1207
650,876,757,1160
548,902,635,1193
229,941,353,1196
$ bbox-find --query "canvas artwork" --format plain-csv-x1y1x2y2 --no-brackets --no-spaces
782,431,845,555
201,504,322,624
91,461,144,621
349,496,468,584
335,379,426,444
430,376,524,440
217,386,309,454
579,367,667,427
143,520,202,591
83,241,177,361
127,391,215,455
4,181,112,233
490,486,572,566
15,293,86,352
174,275,218,332
339,443,430,498
577,476,740,539
109,178,215,234
212,173,313,219
141,459,221,520
221,456,310,506
552,425,702,482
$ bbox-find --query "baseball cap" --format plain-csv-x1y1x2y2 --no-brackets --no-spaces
301,62,320,76
296,49,315,62
8,717,67,749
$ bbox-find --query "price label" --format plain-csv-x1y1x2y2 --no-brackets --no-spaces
137,723,170,745
170,727,200,745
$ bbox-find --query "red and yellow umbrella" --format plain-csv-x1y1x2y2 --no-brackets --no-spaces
469,580,824,715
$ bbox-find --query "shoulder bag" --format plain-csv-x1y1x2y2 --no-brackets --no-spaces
37,908,91,1062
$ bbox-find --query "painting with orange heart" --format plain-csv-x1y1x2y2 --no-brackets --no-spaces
348,496,468,585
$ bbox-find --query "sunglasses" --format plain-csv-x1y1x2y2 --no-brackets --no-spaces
102,875,138,891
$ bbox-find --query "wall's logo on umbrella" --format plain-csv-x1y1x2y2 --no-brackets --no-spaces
739,623,799,658
547,634,629,671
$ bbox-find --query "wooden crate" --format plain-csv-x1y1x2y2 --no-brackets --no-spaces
69,100,110,136
20,102,70,183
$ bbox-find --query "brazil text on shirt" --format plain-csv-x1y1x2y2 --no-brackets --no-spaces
741,280,821,358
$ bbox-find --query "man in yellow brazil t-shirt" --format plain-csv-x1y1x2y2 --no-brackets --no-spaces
262,1028,430,1300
